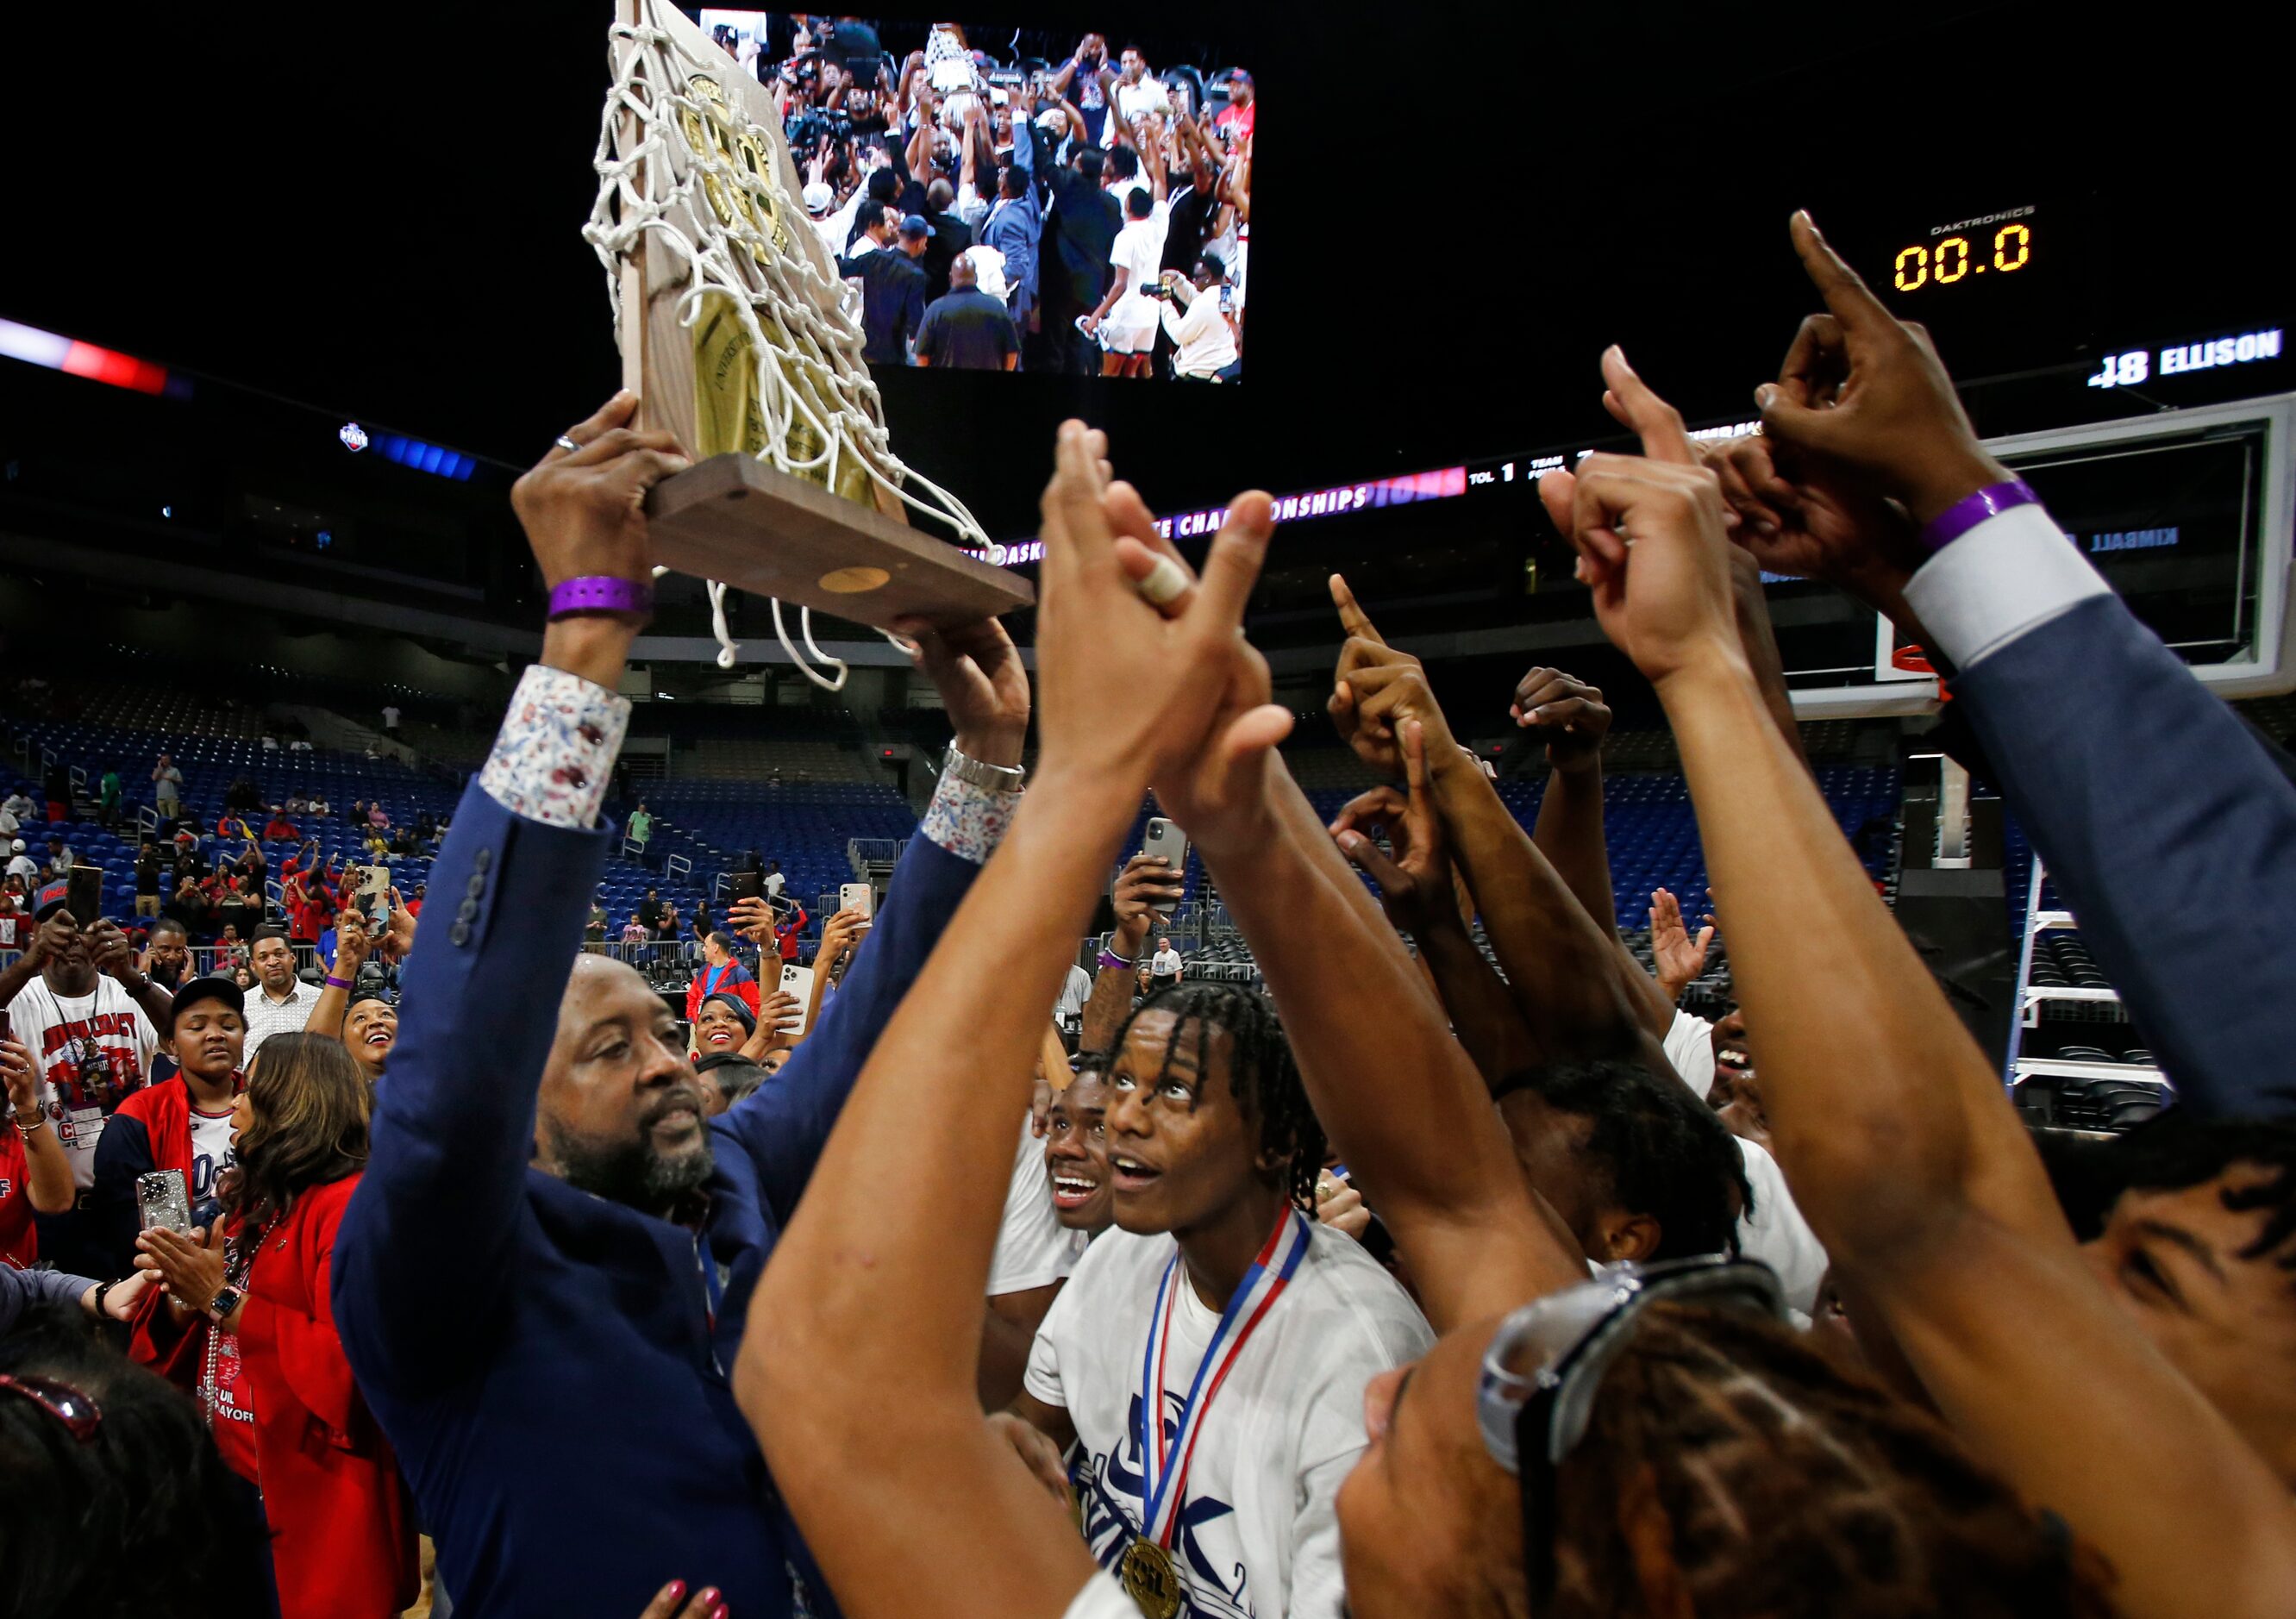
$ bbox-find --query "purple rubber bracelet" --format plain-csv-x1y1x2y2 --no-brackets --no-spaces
547,576,655,620
1098,948,1134,972
1920,478,2040,553
325,974,353,990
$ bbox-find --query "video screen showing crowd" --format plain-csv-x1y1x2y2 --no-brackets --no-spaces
698,12,1251,381
9,215,2296,1619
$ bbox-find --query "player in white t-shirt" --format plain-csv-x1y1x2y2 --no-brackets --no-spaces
1043,1061,1113,1248
1011,985,1432,1619
1085,188,1170,376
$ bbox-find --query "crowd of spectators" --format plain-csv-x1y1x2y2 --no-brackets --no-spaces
717,18,1251,379
6,217,2296,1619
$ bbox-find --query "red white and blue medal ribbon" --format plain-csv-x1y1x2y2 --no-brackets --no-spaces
1135,1207,1312,1548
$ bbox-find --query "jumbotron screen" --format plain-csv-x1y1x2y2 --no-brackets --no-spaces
699,12,1252,383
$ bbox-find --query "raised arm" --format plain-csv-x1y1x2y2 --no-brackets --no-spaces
1078,853,1183,1052
1329,727,1540,1088
716,619,1029,1224
333,392,688,1397
1329,625,1658,1072
3,1035,75,1215
303,910,372,1041
735,422,1276,1619
1555,333,2296,1619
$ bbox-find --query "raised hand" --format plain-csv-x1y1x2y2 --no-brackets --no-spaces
886,617,1029,769
1536,347,1742,686
1755,212,2011,524
84,920,136,980
1110,853,1186,946
728,896,775,949
331,910,373,974
756,988,804,1041
1510,666,1610,772
1325,573,1423,778
1648,886,1715,999
510,391,691,603
1030,422,1283,821
2,1035,43,1119
1329,721,1459,940
814,906,870,972
379,888,418,963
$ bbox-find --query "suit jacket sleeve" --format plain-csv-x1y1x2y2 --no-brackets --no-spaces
721,832,981,1226
1948,591,2296,1117
333,778,611,1396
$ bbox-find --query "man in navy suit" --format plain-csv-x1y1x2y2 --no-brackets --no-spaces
332,391,1034,1617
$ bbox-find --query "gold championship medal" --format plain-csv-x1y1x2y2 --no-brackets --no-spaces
1118,1536,1184,1619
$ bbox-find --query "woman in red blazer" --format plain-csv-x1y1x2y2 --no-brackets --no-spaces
139,1031,417,1619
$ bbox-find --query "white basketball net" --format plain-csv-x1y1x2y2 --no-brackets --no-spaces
583,0,993,688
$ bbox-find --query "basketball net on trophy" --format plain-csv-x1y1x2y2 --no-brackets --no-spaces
585,0,1031,689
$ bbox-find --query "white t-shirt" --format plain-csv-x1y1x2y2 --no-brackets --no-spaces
1112,74,1167,128
1064,1573,1136,1619
1056,965,1093,1022
1662,1009,1716,1101
991,1120,1086,1297
763,871,786,897
1735,1136,1828,1316
1149,949,1181,978
5,978,160,1187
6,854,37,883
186,1103,238,1208
1026,1222,1433,1619
1104,209,1170,348
1655,1012,1829,1313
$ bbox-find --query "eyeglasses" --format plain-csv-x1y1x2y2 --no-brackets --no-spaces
0,1372,104,1441
1476,1256,1788,1610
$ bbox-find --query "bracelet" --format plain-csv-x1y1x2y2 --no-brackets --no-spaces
325,974,353,990
92,1279,115,1316
547,576,655,621
20,1112,49,1135
1098,947,1135,972
942,744,1026,795
1919,478,2040,553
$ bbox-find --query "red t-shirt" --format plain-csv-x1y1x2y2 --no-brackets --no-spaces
0,1126,38,1267
1214,98,1254,147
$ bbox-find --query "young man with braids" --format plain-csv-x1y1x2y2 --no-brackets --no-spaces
1007,982,1430,1619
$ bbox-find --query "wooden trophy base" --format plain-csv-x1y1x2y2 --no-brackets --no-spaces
644,453,1035,632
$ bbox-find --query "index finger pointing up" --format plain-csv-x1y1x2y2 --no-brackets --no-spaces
1598,346,1695,466
1789,209,1896,339
1329,573,1385,645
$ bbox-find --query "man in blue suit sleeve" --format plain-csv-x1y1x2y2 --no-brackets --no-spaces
1741,213,2296,1122
330,392,1033,1618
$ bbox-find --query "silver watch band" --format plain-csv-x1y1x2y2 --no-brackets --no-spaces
942,745,1026,794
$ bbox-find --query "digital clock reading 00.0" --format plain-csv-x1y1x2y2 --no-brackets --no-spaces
1893,222,2032,291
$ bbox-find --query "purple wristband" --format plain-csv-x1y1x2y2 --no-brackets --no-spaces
325,974,353,990
547,576,655,620
1098,948,1134,972
1919,478,2040,553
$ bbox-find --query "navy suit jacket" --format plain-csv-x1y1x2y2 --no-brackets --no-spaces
1951,592,2296,1119
334,779,978,1616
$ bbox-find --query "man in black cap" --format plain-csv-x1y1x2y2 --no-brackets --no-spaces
837,206,929,366
0,884,173,1275
90,973,244,1278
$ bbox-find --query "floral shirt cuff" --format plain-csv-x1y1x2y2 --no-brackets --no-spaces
478,665,631,830
919,770,1017,866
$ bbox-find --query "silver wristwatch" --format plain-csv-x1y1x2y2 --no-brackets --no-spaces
942,745,1025,794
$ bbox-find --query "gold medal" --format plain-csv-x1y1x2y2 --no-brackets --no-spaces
1119,1537,1183,1619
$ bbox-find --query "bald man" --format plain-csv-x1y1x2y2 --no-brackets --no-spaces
915,249,1022,371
